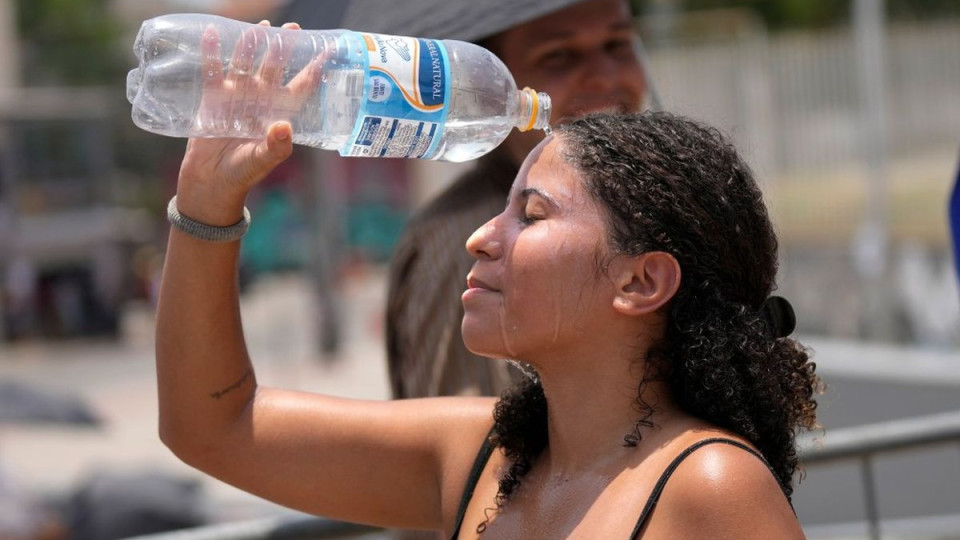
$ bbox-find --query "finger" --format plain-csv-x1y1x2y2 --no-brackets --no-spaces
282,22,301,30
223,24,268,129
287,50,325,98
201,25,224,91
226,24,264,87
198,25,227,130
259,26,295,88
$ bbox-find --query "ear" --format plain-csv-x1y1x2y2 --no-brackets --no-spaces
611,251,681,316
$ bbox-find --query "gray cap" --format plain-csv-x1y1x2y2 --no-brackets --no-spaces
278,0,590,42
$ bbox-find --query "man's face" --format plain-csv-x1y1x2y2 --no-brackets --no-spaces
489,0,648,165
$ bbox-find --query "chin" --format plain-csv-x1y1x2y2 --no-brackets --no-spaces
462,327,507,360
461,335,497,359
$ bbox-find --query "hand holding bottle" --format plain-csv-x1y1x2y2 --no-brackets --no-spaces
175,21,305,226
193,21,324,140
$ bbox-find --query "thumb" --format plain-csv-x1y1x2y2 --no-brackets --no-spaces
256,121,294,168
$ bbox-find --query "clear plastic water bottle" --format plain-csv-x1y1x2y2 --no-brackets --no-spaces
125,13,551,162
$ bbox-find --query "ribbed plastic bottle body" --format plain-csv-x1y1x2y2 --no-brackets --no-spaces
126,14,549,162
126,14,352,149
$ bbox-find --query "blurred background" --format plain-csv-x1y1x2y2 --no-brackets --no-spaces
0,0,957,539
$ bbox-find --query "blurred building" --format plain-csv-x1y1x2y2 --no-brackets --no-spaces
636,7,960,346
2,0,956,346
0,0,153,341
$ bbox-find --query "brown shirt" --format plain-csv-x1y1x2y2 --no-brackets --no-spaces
386,148,524,398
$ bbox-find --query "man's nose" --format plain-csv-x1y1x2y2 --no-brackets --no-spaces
580,50,623,92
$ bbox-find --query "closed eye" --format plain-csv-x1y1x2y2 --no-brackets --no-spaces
520,201,548,226
515,187,556,226
520,212,541,225
539,49,577,70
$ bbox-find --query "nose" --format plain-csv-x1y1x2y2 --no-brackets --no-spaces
466,216,502,261
580,51,621,93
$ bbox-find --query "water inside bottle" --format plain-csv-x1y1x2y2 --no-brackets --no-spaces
427,117,514,161
294,67,365,150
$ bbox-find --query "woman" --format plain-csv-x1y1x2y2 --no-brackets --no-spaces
156,107,819,537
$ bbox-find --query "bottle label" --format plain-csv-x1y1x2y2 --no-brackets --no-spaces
345,32,450,159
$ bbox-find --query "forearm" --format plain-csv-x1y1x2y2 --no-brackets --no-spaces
155,194,256,459
152,106,295,452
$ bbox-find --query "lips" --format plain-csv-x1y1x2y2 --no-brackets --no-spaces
466,275,499,292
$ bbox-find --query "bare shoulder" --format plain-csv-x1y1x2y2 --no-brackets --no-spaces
647,437,805,539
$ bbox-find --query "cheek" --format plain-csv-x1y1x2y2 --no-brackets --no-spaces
502,230,601,335
620,65,648,100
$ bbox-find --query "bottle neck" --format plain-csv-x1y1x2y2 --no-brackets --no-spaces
516,87,552,133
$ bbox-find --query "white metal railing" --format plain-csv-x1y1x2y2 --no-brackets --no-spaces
798,409,960,540
123,514,384,540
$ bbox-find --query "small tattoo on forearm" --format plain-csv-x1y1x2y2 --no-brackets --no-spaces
209,369,253,400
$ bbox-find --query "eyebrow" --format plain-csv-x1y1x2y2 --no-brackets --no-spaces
520,187,559,207
525,21,635,45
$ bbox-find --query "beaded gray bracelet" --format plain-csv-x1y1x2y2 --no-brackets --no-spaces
167,195,251,243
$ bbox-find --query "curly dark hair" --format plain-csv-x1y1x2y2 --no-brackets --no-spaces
486,112,820,522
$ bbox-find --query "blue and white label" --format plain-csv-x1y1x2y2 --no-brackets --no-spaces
369,76,392,103
344,32,450,159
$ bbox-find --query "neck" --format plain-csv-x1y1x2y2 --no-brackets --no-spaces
530,345,677,475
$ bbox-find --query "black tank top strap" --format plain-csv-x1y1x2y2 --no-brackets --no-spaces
628,437,789,539
449,427,497,540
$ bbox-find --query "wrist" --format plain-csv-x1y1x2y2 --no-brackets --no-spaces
167,195,251,243
172,183,249,227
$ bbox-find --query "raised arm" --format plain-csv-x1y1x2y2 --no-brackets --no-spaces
154,22,494,531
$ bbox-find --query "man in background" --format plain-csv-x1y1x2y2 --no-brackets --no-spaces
386,0,652,399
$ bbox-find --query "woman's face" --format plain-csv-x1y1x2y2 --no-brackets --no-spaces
461,137,617,361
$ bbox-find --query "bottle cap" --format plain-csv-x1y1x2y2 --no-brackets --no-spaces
519,87,552,132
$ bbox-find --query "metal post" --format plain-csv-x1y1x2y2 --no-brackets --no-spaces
0,0,16,344
307,149,345,357
0,0,19,88
0,0,19,187
852,0,892,339
860,455,882,540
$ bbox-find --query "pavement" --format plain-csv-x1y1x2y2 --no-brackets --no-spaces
0,267,392,523
2,267,960,538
